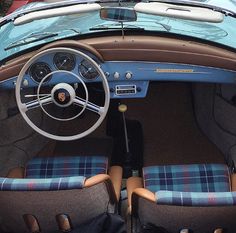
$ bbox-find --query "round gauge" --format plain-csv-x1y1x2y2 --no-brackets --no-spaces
29,62,52,83
53,52,76,71
79,59,99,80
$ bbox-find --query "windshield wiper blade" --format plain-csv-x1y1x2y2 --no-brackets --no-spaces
5,32,58,50
90,21,171,32
90,24,144,31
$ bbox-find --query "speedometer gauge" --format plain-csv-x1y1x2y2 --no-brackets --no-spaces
29,62,52,83
53,52,76,71
79,59,99,80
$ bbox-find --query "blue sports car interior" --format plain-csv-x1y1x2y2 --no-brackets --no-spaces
0,1,236,232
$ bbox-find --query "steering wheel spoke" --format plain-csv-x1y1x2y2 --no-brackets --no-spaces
22,95,52,112
74,96,104,115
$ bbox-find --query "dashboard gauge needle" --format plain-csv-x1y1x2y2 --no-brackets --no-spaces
59,59,67,68
84,67,92,74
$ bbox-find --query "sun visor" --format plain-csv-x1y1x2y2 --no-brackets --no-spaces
14,3,101,25
134,2,224,23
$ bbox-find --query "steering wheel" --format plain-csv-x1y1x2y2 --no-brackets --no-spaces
15,47,110,141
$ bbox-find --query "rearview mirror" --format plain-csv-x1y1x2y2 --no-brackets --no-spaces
100,7,137,22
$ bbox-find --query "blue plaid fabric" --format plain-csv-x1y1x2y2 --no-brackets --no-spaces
0,176,85,191
156,191,236,206
25,156,108,178
143,164,230,193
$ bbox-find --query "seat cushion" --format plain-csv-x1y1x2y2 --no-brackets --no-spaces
0,176,85,191
143,164,230,193
156,190,236,206
25,156,108,178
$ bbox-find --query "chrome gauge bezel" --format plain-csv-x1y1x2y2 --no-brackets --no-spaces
53,52,76,71
29,62,52,84
78,59,99,80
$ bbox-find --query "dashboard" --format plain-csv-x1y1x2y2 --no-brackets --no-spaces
1,36,236,99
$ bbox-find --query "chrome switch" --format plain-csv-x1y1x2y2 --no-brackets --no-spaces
125,72,132,79
113,72,120,79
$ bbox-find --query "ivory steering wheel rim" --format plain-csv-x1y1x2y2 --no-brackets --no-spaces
15,47,110,141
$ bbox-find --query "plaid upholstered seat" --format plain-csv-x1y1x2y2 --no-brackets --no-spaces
1,154,122,233
0,176,85,191
143,164,230,193
156,190,236,206
128,163,236,233
25,156,108,178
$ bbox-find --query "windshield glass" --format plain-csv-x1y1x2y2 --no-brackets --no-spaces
1,1,236,61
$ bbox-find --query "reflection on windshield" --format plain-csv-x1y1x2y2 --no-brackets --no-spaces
155,18,228,41
177,21,228,40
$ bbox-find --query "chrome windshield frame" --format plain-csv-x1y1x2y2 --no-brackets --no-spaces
0,0,236,28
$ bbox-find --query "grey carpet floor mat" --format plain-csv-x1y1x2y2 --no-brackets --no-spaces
123,82,225,166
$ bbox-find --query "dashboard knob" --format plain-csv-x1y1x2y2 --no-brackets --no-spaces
23,79,29,87
104,72,110,78
118,104,127,113
125,72,132,79
113,72,120,79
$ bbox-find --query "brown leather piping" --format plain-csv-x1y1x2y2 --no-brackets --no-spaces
84,174,117,205
231,174,236,191
7,167,25,178
84,174,110,187
108,166,123,201
133,188,156,203
127,177,143,213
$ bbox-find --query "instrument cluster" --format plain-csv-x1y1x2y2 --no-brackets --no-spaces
29,52,99,83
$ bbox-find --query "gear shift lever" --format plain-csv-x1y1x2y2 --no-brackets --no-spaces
118,104,132,177
118,104,129,153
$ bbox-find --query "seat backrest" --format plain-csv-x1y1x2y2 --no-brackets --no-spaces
132,164,236,233
132,192,236,233
0,175,117,233
143,164,231,193
25,156,108,178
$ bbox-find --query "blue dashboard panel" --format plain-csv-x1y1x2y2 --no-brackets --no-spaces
101,62,236,84
1,60,236,99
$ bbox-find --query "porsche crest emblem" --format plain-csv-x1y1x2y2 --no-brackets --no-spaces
58,92,66,102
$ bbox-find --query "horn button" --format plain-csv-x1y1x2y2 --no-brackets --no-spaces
51,83,76,107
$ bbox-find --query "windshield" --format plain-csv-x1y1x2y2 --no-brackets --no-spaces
1,0,236,61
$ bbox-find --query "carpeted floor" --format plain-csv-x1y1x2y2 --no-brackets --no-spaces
39,82,225,166
123,82,225,166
